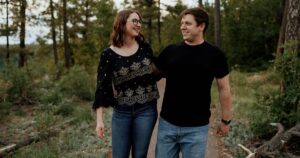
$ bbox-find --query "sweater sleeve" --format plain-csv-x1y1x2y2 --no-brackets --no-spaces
92,50,115,110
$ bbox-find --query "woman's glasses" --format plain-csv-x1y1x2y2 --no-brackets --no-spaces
128,19,142,25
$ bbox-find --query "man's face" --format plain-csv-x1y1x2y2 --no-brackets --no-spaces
180,14,204,42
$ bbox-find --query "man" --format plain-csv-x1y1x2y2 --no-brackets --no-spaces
154,7,232,158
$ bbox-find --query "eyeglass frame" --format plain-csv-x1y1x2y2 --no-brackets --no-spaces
127,19,142,25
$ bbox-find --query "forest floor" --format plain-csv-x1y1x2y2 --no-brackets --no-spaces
0,79,233,158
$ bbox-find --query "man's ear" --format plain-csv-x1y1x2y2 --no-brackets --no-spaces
198,23,205,31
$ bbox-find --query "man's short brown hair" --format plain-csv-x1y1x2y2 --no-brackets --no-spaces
180,7,209,33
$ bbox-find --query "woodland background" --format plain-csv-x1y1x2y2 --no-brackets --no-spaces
0,0,299,157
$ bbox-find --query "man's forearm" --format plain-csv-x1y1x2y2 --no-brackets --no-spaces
219,89,232,120
217,75,232,120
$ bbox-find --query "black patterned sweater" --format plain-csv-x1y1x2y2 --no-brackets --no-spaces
93,42,159,110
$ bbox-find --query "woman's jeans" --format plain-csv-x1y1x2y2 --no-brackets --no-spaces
112,100,157,158
156,117,209,158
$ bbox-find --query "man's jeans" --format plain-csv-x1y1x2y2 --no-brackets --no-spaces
112,100,157,158
156,117,209,158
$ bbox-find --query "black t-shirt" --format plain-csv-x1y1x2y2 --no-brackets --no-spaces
155,41,229,127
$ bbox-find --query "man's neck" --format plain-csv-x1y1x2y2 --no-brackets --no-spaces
184,34,205,45
184,38,204,46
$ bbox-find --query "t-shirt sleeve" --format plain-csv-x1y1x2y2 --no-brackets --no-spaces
144,42,155,61
92,50,115,110
214,50,229,78
155,45,170,74
142,42,163,81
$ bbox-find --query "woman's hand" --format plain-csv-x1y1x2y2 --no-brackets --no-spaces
96,119,105,139
95,107,105,139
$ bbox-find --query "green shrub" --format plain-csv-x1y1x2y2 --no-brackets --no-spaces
74,107,93,123
250,41,300,136
40,87,64,105
0,101,12,120
224,121,255,158
272,41,299,128
34,111,59,132
250,92,279,136
54,101,74,117
12,142,60,158
1,64,40,104
58,65,94,101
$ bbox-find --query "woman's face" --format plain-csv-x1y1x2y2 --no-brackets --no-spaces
124,13,142,38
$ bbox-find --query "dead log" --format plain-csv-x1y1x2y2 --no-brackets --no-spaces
0,130,57,157
292,131,300,137
255,123,285,157
238,144,255,158
0,144,16,154
0,118,74,157
239,123,300,158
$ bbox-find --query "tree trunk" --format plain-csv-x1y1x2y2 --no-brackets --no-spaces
275,0,288,60
198,0,203,7
19,0,27,67
214,0,221,48
6,0,10,63
63,0,71,68
284,0,300,53
50,0,58,67
157,0,161,50
148,18,152,44
83,0,89,41
145,0,153,44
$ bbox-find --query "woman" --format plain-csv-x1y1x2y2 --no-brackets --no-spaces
93,10,159,158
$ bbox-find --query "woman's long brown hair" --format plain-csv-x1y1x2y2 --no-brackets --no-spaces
109,10,144,47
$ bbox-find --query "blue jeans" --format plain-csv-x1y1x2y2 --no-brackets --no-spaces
111,100,157,158
156,117,209,158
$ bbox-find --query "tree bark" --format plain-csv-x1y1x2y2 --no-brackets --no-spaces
284,0,300,54
214,0,221,48
83,0,89,41
63,0,72,68
157,0,161,50
146,0,153,44
19,0,27,67
198,0,203,7
6,0,10,63
50,0,58,67
275,0,288,60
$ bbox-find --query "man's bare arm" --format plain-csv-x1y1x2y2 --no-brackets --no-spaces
216,74,232,136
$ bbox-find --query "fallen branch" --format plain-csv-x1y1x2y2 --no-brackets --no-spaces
0,144,16,154
292,131,300,137
239,123,300,158
0,141,8,146
285,152,300,158
238,144,255,158
0,118,75,157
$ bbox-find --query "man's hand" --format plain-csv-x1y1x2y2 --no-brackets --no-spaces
216,123,230,137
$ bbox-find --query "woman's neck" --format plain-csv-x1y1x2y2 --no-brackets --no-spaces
110,36,139,56
123,36,137,48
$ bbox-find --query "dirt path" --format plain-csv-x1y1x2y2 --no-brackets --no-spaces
147,79,227,158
